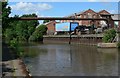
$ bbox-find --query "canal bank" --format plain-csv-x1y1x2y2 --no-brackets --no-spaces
2,42,32,77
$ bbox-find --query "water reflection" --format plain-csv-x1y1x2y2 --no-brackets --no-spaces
23,43,118,76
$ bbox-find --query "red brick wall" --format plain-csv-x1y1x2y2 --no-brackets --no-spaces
119,21,120,30
98,10,110,14
110,20,114,28
60,9,110,27
46,21,56,35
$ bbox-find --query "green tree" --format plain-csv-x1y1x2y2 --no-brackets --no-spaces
29,24,47,41
43,20,50,23
2,2,11,32
117,42,120,48
19,14,39,41
102,29,116,43
10,14,39,41
4,28,15,42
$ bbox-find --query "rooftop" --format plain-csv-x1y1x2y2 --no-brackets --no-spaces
66,9,110,17
111,14,120,20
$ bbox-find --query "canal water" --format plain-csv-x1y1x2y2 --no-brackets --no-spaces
22,42,118,76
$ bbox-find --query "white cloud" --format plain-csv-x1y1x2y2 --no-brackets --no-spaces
9,0,120,2
10,2,52,13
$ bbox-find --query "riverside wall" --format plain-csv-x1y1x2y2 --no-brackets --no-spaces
43,34,103,45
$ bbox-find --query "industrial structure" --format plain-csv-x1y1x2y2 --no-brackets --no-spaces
44,9,120,35
11,9,120,35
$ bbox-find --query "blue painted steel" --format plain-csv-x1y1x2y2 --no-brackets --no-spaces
56,22,78,31
71,22,79,31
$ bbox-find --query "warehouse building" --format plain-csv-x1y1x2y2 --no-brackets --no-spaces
45,9,120,35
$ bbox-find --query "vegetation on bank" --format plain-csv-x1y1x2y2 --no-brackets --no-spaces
2,2,47,57
102,29,116,43
117,42,120,48
102,28,120,48
29,24,47,41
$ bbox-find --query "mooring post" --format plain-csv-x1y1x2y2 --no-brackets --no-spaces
69,22,72,44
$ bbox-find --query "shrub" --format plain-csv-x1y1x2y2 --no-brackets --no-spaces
29,24,47,41
29,31,43,41
9,38,24,57
4,28,15,42
102,29,116,43
117,42,120,48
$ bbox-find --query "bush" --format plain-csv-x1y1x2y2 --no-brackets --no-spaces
102,29,116,43
4,28,15,42
29,24,47,41
9,38,24,57
29,31,43,41
117,42,120,48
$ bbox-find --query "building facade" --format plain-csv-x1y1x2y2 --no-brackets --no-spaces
44,21,56,35
45,9,120,35
61,9,113,28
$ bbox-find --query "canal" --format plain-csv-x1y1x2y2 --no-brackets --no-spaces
22,42,118,76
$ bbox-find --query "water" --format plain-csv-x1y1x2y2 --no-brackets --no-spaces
22,42,118,76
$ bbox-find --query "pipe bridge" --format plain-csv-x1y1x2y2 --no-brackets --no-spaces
10,17,108,21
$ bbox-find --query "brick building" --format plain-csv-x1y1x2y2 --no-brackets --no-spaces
119,21,120,29
111,14,120,29
61,9,113,28
44,21,56,35
44,9,120,35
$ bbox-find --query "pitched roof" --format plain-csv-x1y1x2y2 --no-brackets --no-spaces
82,9,97,14
66,9,98,17
98,10,110,14
36,21,56,28
111,14,120,20
65,9,111,17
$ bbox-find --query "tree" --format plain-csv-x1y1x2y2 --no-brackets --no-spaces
43,20,50,23
2,2,11,32
102,29,116,43
19,14,39,41
4,13,39,41
11,14,39,41
29,24,47,41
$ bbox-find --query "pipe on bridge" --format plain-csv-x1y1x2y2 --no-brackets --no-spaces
10,17,108,21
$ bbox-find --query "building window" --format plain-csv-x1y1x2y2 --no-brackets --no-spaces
84,14,87,18
93,14,96,18
88,13,92,18
78,15,81,18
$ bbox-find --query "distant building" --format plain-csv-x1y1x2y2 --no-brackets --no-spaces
119,21,120,29
45,9,120,35
44,21,56,35
61,9,114,28
111,14,120,29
